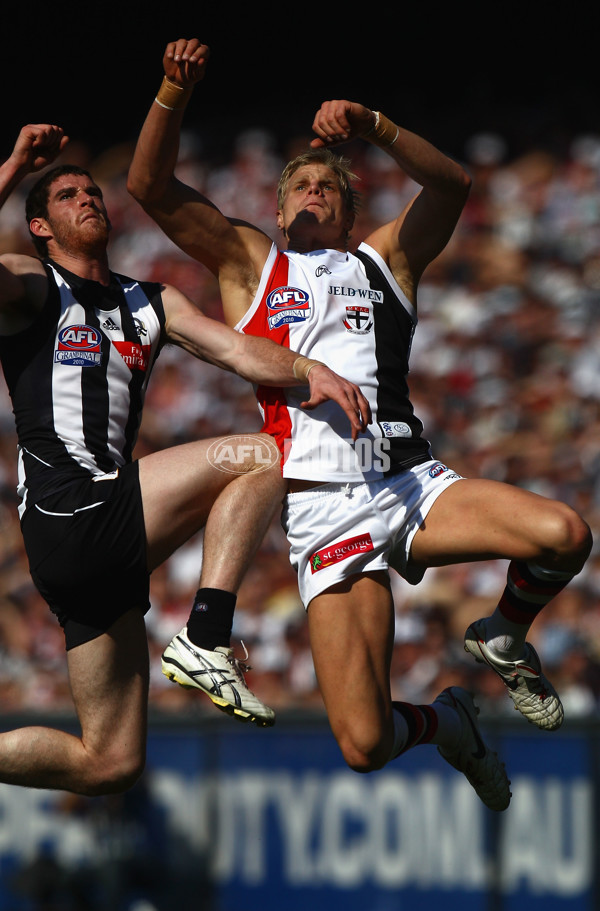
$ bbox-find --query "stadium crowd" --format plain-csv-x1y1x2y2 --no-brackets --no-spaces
0,122,600,721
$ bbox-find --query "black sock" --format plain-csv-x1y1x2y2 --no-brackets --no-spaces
186,588,237,650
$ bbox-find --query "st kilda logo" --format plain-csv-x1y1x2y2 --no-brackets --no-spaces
343,305,373,334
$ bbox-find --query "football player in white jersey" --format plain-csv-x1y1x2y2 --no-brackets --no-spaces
127,38,592,811
0,123,370,796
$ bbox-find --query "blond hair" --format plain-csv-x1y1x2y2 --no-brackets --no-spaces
277,148,360,214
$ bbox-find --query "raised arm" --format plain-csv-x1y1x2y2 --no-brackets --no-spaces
0,123,68,211
0,124,68,322
310,101,472,300
162,284,371,440
127,39,271,325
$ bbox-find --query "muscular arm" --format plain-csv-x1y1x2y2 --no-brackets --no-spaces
162,284,371,440
127,39,270,327
310,101,472,300
0,124,68,323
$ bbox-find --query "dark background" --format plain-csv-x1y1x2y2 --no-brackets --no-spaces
2,4,598,166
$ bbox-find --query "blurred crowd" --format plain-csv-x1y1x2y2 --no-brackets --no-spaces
0,121,600,724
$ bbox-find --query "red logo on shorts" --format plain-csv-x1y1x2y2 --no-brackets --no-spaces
310,533,374,573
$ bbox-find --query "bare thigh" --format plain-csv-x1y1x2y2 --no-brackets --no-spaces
409,477,590,572
308,572,395,769
138,433,281,570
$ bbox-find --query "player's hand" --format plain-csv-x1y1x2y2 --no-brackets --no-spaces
300,364,372,440
310,100,376,149
163,38,210,87
10,124,68,175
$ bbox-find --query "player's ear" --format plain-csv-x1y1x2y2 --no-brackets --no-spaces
276,210,287,236
30,217,52,240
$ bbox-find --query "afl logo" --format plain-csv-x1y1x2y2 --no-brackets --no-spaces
266,286,311,330
266,287,310,310
55,324,103,366
429,462,448,478
58,325,101,349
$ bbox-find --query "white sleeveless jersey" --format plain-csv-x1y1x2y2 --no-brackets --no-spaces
236,242,432,482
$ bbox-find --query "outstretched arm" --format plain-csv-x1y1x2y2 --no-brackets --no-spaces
0,124,68,312
0,123,68,210
127,39,270,325
163,284,372,440
310,100,472,298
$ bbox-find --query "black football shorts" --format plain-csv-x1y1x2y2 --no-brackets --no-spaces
20,462,150,650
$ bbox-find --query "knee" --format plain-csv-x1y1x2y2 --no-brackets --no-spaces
80,750,146,797
543,503,593,570
335,727,392,774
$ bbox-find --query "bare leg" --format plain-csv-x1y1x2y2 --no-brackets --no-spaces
410,477,592,730
409,478,591,572
308,571,511,810
0,609,149,794
200,456,286,591
139,433,283,578
139,432,284,724
410,476,591,648
308,572,396,772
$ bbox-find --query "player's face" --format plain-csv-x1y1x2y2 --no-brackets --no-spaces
38,174,111,253
277,164,354,249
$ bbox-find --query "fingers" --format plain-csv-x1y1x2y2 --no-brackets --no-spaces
165,37,207,63
21,123,65,147
32,124,67,151
164,38,210,84
14,124,68,171
311,100,353,148
300,392,366,440
310,101,374,149
301,369,372,441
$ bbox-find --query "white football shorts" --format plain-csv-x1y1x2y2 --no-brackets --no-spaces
282,459,464,608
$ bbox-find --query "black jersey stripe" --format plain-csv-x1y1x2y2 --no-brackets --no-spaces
68,289,114,473
120,278,165,462
355,249,431,473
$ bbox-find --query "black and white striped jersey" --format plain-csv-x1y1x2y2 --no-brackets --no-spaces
0,260,166,517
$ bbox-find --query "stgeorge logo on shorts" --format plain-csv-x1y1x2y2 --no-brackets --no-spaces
310,533,374,573
207,435,281,474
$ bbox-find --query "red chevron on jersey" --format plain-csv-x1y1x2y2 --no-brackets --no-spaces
242,248,293,467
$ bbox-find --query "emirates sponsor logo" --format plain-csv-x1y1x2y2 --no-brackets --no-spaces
113,341,151,372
